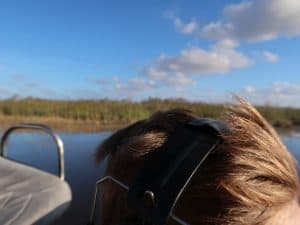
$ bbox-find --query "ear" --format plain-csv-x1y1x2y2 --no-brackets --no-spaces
95,120,145,163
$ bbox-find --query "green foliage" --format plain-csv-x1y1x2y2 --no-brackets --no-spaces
0,98,299,127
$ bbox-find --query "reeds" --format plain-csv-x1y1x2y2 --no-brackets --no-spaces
0,97,299,129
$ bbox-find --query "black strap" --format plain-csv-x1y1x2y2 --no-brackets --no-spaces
126,119,227,225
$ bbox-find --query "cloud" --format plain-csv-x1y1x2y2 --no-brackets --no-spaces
143,68,195,87
87,77,109,85
239,82,300,107
0,88,12,97
112,77,158,94
9,74,40,88
25,82,39,88
87,76,158,97
11,74,26,81
186,82,300,107
163,73,196,87
164,11,198,35
143,39,252,85
201,0,300,42
165,12,198,35
262,51,279,62
127,78,157,91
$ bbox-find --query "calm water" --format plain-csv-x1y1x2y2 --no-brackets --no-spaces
2,131,300,225
4,131,111,225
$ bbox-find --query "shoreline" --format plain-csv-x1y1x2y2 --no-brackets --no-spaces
0,115,128,132
0,98,299,132
0,114,299,133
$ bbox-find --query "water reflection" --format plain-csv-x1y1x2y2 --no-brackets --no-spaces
1,131,300,225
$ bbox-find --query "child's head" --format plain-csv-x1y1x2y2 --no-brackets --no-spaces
96,99,299,225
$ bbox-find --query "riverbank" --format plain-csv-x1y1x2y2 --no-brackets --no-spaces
0,98,299,132
0,115,127,132
0,114,299,133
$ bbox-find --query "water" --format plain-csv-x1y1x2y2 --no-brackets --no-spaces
283,132,300,160
2,131,300,225
3,131,112,225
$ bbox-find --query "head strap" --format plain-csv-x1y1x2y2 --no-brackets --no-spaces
126,119,228,225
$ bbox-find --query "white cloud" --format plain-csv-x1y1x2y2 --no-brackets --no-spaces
128,78,157,91
143,67,195,87
111,77,158,94
0,88,12,97
143,39,252,84
87,77,109,85
243,85,256,94
25,82,39,88
174,18,198,35
201,0,300,42
262,51,279,62
201,22,233,40
165,12,198,35
188,82,300,107
239,82,300,107
11,74,27,81
143,67,168,80
113,76,123,90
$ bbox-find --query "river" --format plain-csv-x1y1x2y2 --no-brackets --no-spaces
2,131,300,225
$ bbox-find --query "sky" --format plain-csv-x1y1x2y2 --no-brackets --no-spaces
1,0,300,107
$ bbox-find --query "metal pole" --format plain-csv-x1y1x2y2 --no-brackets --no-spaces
0,123,65,180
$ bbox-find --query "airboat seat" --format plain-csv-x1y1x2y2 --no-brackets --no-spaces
0,123,72,225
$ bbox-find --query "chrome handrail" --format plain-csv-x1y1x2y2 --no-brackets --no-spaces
88,176,129,225
87,176,188,225
0,123,65,180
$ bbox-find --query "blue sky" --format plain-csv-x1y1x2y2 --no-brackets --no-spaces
1,0,300,106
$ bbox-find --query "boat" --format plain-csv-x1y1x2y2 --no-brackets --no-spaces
0,123,72,225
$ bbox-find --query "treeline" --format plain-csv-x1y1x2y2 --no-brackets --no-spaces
0,98,299,128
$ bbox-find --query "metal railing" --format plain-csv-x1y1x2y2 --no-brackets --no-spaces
0,123,65,180
87,176,189,225
88,176,129,225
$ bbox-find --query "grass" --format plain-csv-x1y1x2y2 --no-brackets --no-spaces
0,97,299,132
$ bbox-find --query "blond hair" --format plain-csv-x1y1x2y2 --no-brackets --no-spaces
96,100,299,225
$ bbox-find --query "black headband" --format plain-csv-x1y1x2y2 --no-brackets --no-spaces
126,118,229,225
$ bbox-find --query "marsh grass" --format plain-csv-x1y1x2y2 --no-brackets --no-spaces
0,98,299,131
